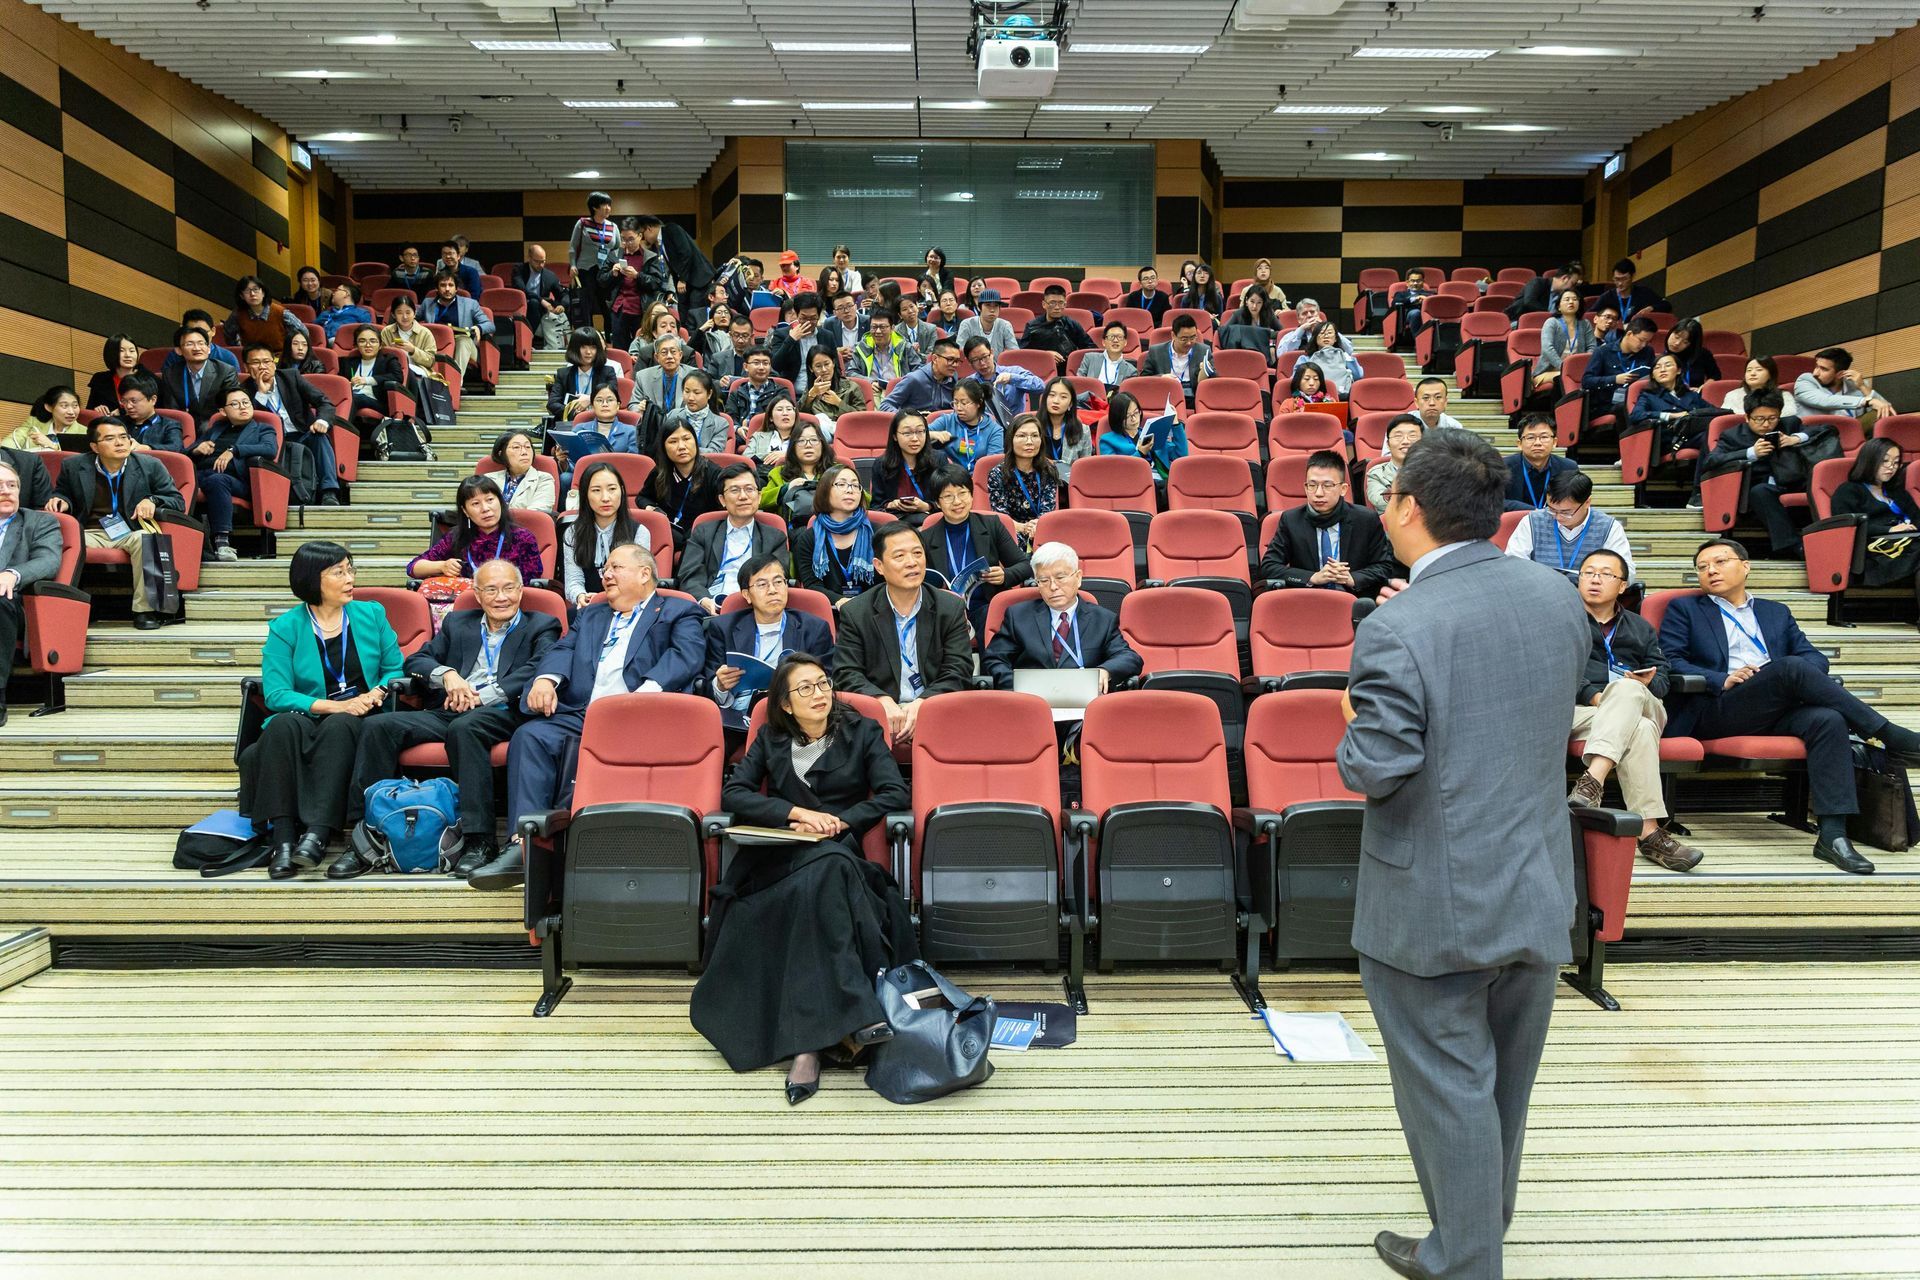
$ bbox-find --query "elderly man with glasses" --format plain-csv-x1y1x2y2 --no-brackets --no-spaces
982,542,1140,692
1565,547,1704,872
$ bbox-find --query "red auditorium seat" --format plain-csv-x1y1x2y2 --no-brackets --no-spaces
1799,455,1877,623
1033,508,1135,611
393,587,570,774
1118,375,1186,418
980,276,1021,298
1354,352,1407,382
1079,277,1124,301
1247,590,1354,693
828,411,891,459
1000,349,1061,381
1454,312,1510,398
1269,410,1346,459
15,511,90,714
1354,268,1399,333
521,692,727,1014
1554,352,1598,448
1874,413,1920,454
1065,291,1109,315
1414,294,1469,374
1350,377,1414,417
1449,267,1488,284
1117,586,1247,799
719,585,836,636
1185,411,1262,466
1027,276,1072,295
1502,328,1543,416
1492,508,1528,551
1103,307,1154,335
978,585,1096,649
1194,377,1264,420
1067,455,1158,577
480,287,532,372
1209,348,1270,387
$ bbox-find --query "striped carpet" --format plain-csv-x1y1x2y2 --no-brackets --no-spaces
1,963,1917,1277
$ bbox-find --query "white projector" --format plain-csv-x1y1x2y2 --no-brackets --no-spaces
977,38,1059,98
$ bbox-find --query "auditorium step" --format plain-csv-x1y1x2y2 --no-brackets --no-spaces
0,710,238,773
0,777,235,830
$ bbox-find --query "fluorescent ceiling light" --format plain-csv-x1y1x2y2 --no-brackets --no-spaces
1353,47,1496,59
562,100,678,109
872,154,921,165
1037,103,1153,113
334,33,398,45
773,41,911,53
827,188,915,198
309,131,389,142
269,69,375,79
1017,157,1064,169
729,98,778,106
1471,123,1554,132
656,36,706,47
1271,103,1385,115
1342,152,1409,161
470,40,614,52
1071,43,1209,55
1516,45,1639,57
1017,189,1103,200
569,170,602,179
802,101,914,110
1421,105,1491,115
950,192,975,201
927,100,997,110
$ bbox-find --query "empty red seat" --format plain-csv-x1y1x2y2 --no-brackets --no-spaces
1269,410,1346,457
1248,590,1354,692
1194,377,1263,419
999,349,1061,381
1350,378,1414,416
1118,374,1186,417
1209,348,1270,385
1874,413,1920,454
1454,311,1510,397
1501,328,1543,415
1103,306,1153,335
1414,294,1470,374
1186,411,1262,464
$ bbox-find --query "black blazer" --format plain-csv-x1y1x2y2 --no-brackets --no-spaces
920,513,1031,589
1578,608,1671,706
249,369,337,433
982,598,1141,688
1587,284,1663,320
1118,289,1169,323
85,370,126,412
702,607,836,686
767,324,841,385
832,584,973,701
1259,501,1396,598
110,412,184,454
547,360,618,420
512,263,565,313
1505,276,1552,321
722,711,907,845
1,448,56,512
1704,417,1838,489
677,516,789,602
1832,479,1919,537
525,593,706,713
405,608,562,710
159,359,242,426
791,525,874,604
54,452,184,518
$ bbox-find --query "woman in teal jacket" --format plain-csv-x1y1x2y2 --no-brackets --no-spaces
239,541,406,880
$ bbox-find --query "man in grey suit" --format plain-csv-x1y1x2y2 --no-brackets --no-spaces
0,459,68,725
1338,429,1589,1280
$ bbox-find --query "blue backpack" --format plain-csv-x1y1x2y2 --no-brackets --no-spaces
355,778,462,874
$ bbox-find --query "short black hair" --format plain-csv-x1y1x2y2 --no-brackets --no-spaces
1043,284,1067,298
929,464,972,498
1515,411,1556,436
1625,315,1659,336
182,309,215,328
1591,301,1621,319
1745,389,1785,415
963,336,992,359
1848,436,1901,485
1612,258,1636,276
1385,412,1426,437
173,325,207,348
682,368,716,396
931,337,960,359
1171,314,1198,334
791,291,821,314
1415,376,1447,395
288,540,352,605
352,324,380,344
1580,547,1630,578
1394,428,1505,543
588,191,612,212
1815,346,1852,368
118,371,159,402
744,344,772,363
738,550,785,588
102,333,138,368
629,213,662,230
1694,537,1748,563
1546,469,1593,504
873,520,923,557
242,343,277,364
717,461,756,490
1304,449,1347,477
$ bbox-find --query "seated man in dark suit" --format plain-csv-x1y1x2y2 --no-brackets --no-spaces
982,541,1141,692
1505,412,1582,511
53,417,186,629
158,324,242,430
679,463,789,614
1119,267,1170,325
1660,539,1920,876
0,446,58,513
472,542,705,889
511,243,569,351
1259,450,1397,599
0,458,66,726
106,373,184,454
1138,313,1215,408
705,551,834,732
338,558,563,880
832,521,975,745
241,343,343,506
1700,389,1834,558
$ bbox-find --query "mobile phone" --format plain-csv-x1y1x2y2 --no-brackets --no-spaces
1759,431,1783,446
1631,667,1656,678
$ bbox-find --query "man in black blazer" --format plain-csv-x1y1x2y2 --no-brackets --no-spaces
920,466,1031,640
242,344,343,505
1138,315,1215,407
1504,264,1579,323
767,291,841,388
680,463,790,612
0,459,67,724
0,447,57,513
158,325,241,428
1119,267,1170,324
1259,450,1397,599
105,374,184,454
1700,389,1833,556
53,418,186,628
511,244,569,350
705,551,835,730
982,541,1141,691
833,522,975,744
1587,258,1662,321
337,559,563,878
474,542,705,889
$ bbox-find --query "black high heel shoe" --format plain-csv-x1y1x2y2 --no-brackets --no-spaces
785,1077,819,1106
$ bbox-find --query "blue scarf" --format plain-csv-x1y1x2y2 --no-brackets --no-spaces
812,510,875,587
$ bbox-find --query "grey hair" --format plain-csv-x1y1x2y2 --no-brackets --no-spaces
606,541,658,577
1030,541,1079,575
1295,297,1319,311
470,557,523,584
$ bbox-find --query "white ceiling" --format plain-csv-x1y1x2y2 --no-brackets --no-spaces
32,0,1919,189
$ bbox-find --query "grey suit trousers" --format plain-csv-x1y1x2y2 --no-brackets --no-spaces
1359,954,1559,1280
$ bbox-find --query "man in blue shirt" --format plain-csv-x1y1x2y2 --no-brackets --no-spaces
437,240,484,297
1581,315,1658,420
880,337,961,414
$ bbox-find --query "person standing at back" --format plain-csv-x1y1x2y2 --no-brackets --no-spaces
1338,428,1590,1280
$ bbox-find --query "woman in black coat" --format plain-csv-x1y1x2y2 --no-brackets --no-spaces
546,327,617,421
690,654,915,1104
1832,438,1920,601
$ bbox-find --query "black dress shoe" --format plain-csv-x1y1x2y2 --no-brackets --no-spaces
293,831,328,869
1813,835,1874,875
1373,1230,1433,1279
319,491,342,506
785,1078,819,1106
325,846,374,879
132,613,163,631
466,841,525,891
453,837,497,878
268,842,300,879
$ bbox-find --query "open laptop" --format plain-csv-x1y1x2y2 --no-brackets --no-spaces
1012,667,1103,715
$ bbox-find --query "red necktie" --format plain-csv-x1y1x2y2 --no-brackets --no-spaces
1051,614,1071,664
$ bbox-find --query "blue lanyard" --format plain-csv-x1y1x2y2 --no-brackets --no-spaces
1053,610,1084,668
500,473,521,503
670,471,694,524
1555,517,1592,570
1714,601,1770,659
944,521,981,580
953,417,980,460
478,613,519,679
895,606,919,666
1012,467,1044,513
309,607,352,693
466,532,507,571
824,531,865,587
1873,488,1906,520
600,606,639,658
904,466,925,500
1521,463,1548,510
97,466,124,516
1601,619,1623,672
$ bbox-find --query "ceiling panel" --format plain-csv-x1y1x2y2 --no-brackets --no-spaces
27,0,1918,188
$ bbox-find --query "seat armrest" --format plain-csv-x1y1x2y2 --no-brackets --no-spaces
1670,674,1709,695
386,674,426,698
1801,513,1865,537
1142,577,1166,589
518,808,573,840
966,674,995,691
21,581,88,603
1231,806,1279,838
700,811,732,840
1571,805,1640,838
1062,809,1099,920
884,810,915,897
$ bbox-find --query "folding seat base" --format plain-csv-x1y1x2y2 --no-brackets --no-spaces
1096,802,1238,966
1269,803,1366,964
920,802,1061,965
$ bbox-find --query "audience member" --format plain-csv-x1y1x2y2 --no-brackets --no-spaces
1411,377,1465,434
1174,261,1224,315
848,307,920,387
435,239,483,298
512,243,569,351
1021,286,1094,364
408,474,544,586
1795,346,1897,427
1582,315,1658,419
1,445,56,512
626,303,681,369
768,249,808,299
86,334,143,411
224,275,307,354
869,411,937,525
955,288,1017,356
285,266,327,313
282,329,325,377
1247,257,1289,308
1532,286,1594,398
881,336,961,414
488,431,556,512
768,292,838,390
1722,355,1798,418
1702,389,1835,556
419,271,495,380
1227,285,1284,332
962,338,1045,426
1565,547,1704,871
988,415,1061,545
562,461,646,610
1504,470,1635,581
1506,412,1581,510
831,245,863,296
5,385,71,451
1663,318,1719,389
650,420,724,547
242,344,342,506
336,557,563,879
1097,390,1159,464
1035,377,1094,475
893,294,940,359
242,542,405,879
1661,539,1920,873
473,542,705,890
1505,263,1580,322
1832,439,1920,618
1367,415,1425,514
315,283,373,343
922,464,1031,636
832,521,974,742
191,387,278,562
1260,450,1395,597
390,245,434,298
1302,320,1363,397
742,397,802,469
630,336,692,432
798,348,869,428
1075,323,1139,391
982,542,1141,692
661,370,730,454
548,329,617,423
340,325,406,424
606,217,671,352
0,459,64,723
818,291,863,351
1119,268,1170,325
927,378,1001,470
705,553,835,728
159,325,243,428
723,346,793,424
1275,299,1354,356
1140,315,1215,406
1276,361,1337,415
681,463,788,613
1630,352,1717,461
379,295,440,377
1592,257,1660,320
103,374,180,454
791,463,879,609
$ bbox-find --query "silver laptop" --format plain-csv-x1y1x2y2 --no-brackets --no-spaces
1012,667,1103,710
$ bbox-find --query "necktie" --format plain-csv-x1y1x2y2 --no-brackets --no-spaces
662,375,676,412
1319,526,1334,566
1052,613,1071,663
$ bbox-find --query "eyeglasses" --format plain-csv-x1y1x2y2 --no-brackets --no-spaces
474,583,519,597
1302,480,1343,493
1695,555,1744,571
788,677,834,698
830,479,864,491
1033,573,1080,588
722,485,759,498
1577,569,1623,583
94,433,131,444
322,563,356,578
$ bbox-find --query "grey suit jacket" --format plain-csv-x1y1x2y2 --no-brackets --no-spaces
1337,540,1588,975
1,508,64,587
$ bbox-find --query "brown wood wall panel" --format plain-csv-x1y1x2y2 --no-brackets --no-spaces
0,121,64,195
1757,129,1885,223
63,120,172,212
1665,230,1756,296
0,159,64,238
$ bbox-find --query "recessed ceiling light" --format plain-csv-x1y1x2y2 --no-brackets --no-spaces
1421,105,1491,115
1071,43,1210,55
1271,103,1386,115
1037,103,1153,113
927,100,997,110
951,192,975,201
1470,123,1555,132
656,36,706,48
569,170,602,179
801,101,914,110
561,100,678,109
773,41,911,53
470,40,614,52
1515,45,1639,57
729,98,778,106
335,33,398,45
1354,47,1496,59
1342,152,1410,161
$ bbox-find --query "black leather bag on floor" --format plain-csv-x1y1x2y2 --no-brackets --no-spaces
1849,743,1918,852
864,960,996,1104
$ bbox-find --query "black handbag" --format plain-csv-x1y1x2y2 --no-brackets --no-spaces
1769,427,1843,492
864,960,996,1104
1849,743,1918,852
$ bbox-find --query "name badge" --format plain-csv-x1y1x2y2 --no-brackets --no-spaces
907,669,924,696
99,514,132,540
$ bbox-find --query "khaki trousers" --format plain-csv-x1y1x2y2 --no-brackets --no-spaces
83,526,152,612
1569,679,1667,820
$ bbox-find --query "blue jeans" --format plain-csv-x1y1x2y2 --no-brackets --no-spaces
195,468,247,537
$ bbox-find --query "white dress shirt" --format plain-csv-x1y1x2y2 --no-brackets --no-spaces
1716,595,1770,671
587,595,660,702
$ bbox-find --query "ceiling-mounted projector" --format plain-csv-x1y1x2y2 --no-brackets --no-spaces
978,38,1059,97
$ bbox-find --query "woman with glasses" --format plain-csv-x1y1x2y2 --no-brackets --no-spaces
790,463,877,609
691,652,914,1104
239,541,406,881
487,431,556,512
869,410,938,525
987,413,1060,546
922,463,1031,641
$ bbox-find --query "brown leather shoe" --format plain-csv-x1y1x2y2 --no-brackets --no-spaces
1638,826,1704,872
1566,770,1604,809
1373,1230,1434,1279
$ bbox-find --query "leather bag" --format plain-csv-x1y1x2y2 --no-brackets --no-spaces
864,960,996,1104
